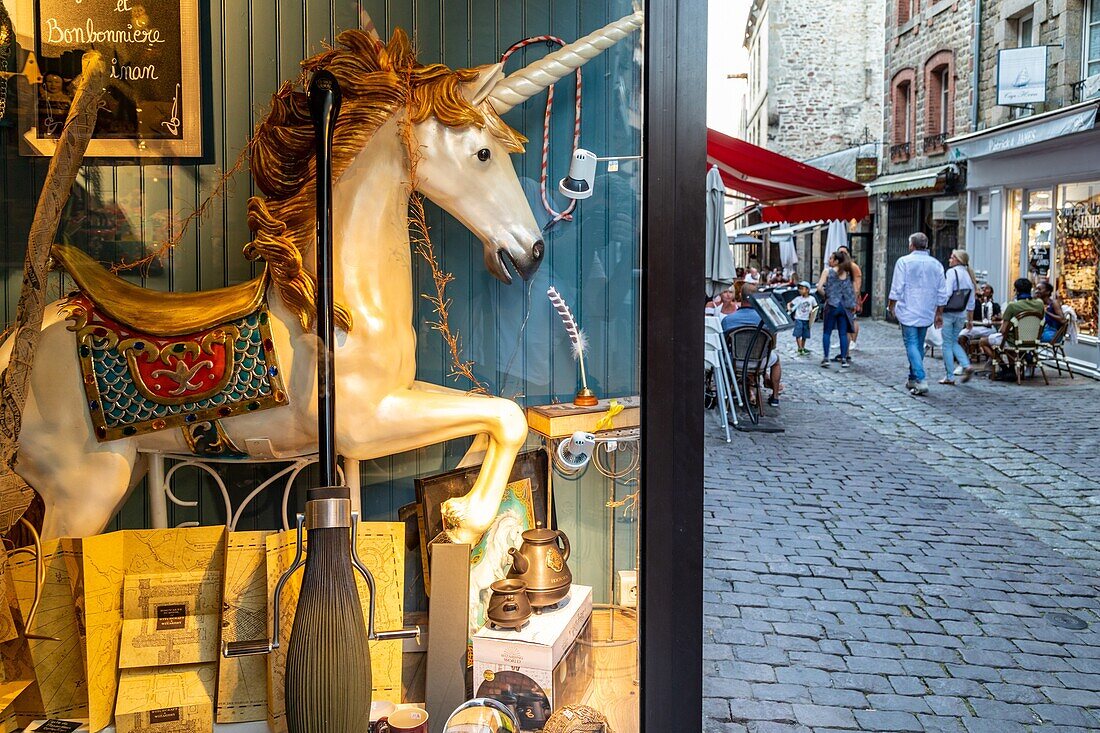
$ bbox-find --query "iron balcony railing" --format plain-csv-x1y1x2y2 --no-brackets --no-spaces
1072,79,1086,103
889,142,911,161
923,132,948,154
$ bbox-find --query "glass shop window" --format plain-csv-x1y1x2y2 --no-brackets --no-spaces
1057,181,1100,337
0,0,646,731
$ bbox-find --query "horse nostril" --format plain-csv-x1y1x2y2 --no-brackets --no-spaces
532,241,544,260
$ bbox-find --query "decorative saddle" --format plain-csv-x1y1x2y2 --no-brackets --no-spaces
53,245,288,454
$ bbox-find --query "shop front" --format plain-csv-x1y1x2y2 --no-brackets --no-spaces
0,1,703,732
951,101,1100,374
865,165,962,318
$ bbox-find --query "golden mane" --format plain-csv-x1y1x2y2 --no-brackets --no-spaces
245,28,527,332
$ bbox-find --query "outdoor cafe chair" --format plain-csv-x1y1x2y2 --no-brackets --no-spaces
1000,311,1048,385
1038,320,1074,379
705,316,743,438
725,324,773,415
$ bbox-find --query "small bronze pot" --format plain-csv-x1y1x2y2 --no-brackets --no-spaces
486,579,533,630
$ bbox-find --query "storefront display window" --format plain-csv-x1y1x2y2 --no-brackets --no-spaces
1057,182,1100,337
0,0,704,731
1008,188,1056,288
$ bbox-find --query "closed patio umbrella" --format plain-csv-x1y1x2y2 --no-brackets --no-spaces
706,166,737,297
824,219,849,262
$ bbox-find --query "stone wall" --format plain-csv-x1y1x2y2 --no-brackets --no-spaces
744,0,886,160
882,0,976,176
975,0,1089,130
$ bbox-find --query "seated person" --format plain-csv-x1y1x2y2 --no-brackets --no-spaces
716,288,739,316
722,283,783,407
980,278,1043,377
959,283,1001,343
1035,281,1065,343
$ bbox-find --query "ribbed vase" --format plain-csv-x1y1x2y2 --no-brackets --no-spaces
285,527,372,733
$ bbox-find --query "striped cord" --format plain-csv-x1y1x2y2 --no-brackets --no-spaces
501,35,582,227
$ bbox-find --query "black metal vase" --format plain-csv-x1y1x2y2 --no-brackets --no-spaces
284,69,372,733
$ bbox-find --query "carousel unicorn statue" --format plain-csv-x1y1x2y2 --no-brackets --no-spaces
0,12,643,544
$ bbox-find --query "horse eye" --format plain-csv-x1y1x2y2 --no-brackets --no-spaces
477,148,491,162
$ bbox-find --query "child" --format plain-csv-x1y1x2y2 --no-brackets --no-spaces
788,281,815,355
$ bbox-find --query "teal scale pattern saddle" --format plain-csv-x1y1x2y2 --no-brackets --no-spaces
63,295,289,444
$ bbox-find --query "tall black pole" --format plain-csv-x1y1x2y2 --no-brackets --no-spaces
311,70,340,491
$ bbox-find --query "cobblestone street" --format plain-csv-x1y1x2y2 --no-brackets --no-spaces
704,320,1100,732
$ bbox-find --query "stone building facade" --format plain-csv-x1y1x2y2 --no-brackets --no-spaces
743,0,885,160
870,0,976,316
948,0,1100,374
975,0,1092,129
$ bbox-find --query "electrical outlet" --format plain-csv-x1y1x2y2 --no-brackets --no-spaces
617,570,637,608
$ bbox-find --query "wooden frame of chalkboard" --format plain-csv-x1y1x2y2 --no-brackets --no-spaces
17,0,201,157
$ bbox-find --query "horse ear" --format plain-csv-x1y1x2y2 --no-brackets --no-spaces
461,63,505,105
358,8,380,41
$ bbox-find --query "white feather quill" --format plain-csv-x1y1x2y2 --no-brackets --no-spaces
547,287,586,361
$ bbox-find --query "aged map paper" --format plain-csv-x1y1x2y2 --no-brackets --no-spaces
265,522,404,733
216,530,273,723
9,539,87,720
82,527,225,732
114,663,216,733
119,572,220,668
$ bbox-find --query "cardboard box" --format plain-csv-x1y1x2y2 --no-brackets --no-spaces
472,586,593,730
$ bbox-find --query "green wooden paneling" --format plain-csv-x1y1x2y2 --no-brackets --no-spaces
0,0,641,605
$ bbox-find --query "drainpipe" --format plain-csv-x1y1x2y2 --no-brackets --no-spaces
971,0,982,130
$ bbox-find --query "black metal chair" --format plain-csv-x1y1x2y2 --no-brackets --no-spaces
725,325,774,415
1038,320,1074,379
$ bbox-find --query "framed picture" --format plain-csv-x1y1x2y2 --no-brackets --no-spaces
749,291,795,332
414,449,548,595
18,0,202,156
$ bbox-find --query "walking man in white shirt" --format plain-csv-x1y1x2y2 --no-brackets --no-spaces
888,232,950,396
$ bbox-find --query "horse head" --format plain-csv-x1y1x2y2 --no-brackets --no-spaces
402,10,645,285
410,66,544,285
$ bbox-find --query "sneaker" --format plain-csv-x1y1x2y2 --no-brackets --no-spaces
820,359,831,368
905,378,916,391
961,366,974,383
953,366,964,376
840,358,851,369
910,381,929,396
767,395,780,407
832,354,843,362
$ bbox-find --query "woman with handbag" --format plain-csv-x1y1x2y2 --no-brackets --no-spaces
940,250,977,384
816,250,857,369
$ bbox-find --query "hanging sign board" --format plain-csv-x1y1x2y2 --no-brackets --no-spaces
19,0,201,157
996,46,1047,106
855,157,878,183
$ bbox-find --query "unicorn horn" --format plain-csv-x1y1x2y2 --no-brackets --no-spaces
487,11,644,114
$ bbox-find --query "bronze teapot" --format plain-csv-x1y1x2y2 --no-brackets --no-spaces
507,529,572,610
486,579,533,630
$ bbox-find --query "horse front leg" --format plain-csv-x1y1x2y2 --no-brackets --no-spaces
357,384,528,544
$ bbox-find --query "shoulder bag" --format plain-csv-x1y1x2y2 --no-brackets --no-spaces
944,267,972,313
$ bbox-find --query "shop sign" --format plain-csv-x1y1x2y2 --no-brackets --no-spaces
997,46,1047,106
1060,202,1100,235
20,0,201,157
855,157,878,183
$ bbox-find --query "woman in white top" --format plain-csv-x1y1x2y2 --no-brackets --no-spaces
940,250,977,384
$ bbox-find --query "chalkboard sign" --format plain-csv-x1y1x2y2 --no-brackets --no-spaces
20,0,200,156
